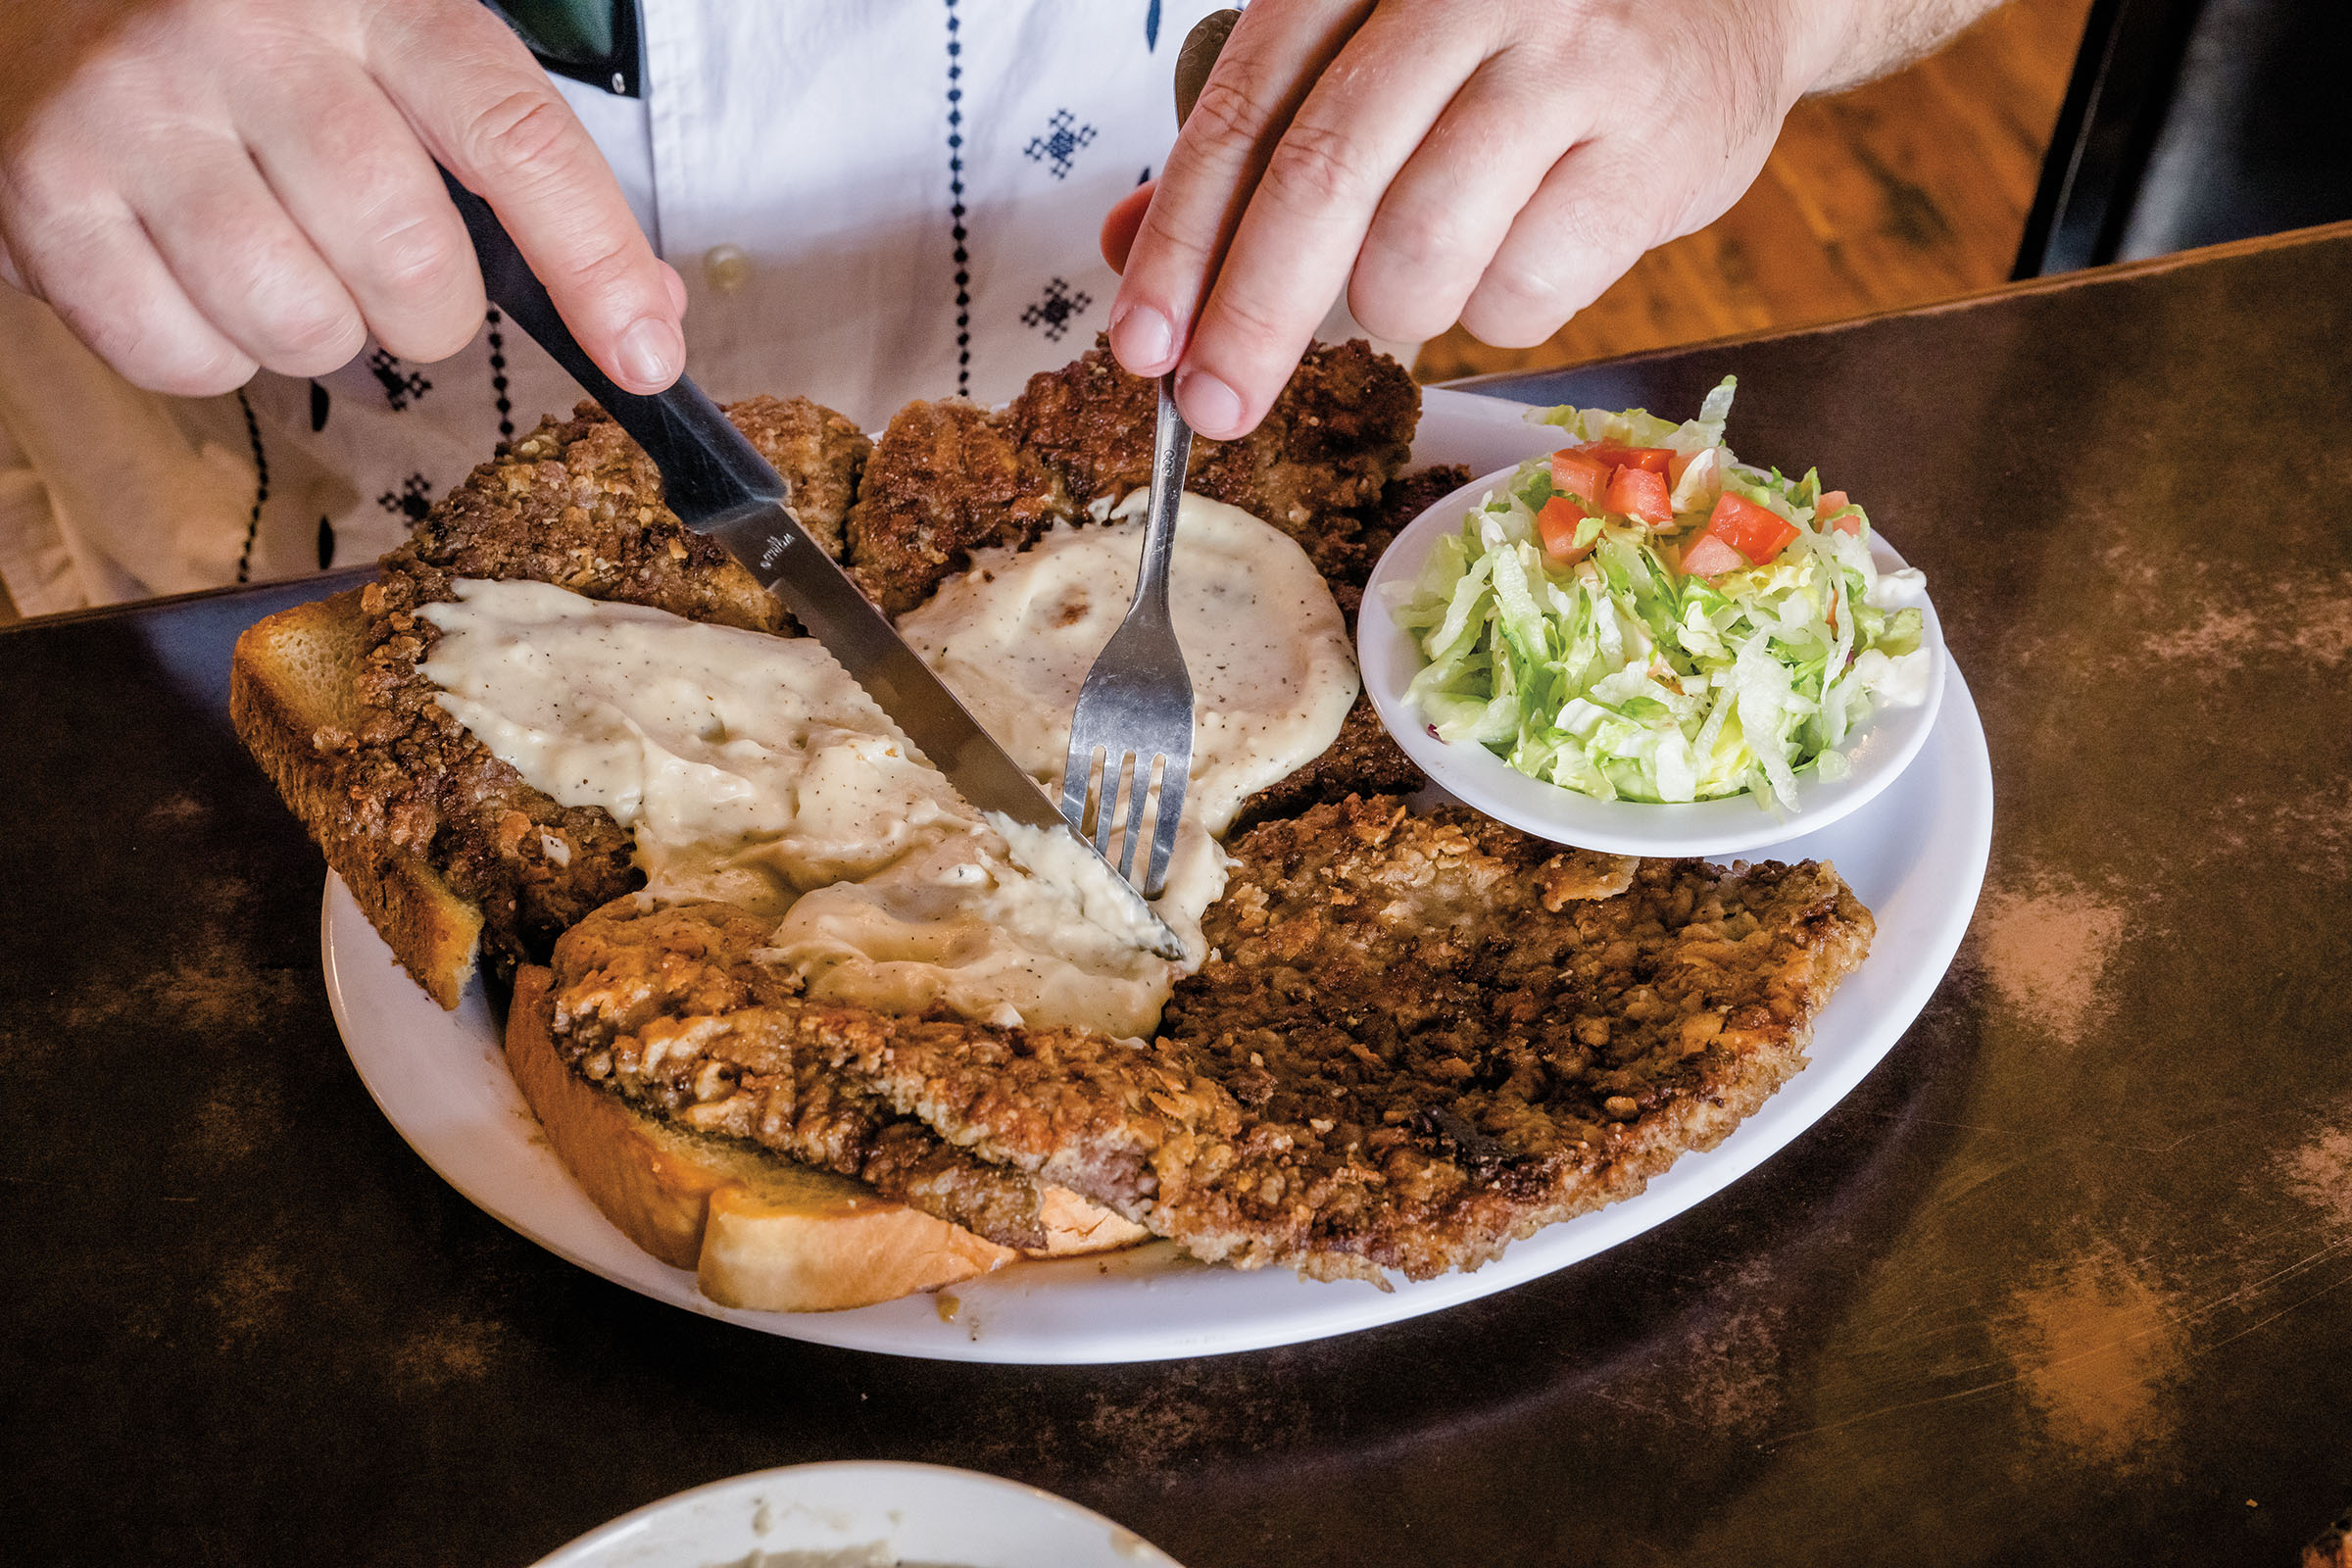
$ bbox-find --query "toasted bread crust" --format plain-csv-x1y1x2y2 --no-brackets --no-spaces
509,966,1135,1309
230,591,482,1008
546,900,1135,1252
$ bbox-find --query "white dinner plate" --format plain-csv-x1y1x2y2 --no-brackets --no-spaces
528,1461,1183,1568
319,388,1994,1364
1357,464,1947,858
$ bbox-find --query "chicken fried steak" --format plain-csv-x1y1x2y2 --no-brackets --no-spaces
547,900,1071,1250
334,397,870,975
1152,798,1871,1279
543,797,1874,1284
845,337,1420,615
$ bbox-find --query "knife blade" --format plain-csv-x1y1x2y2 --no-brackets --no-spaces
436,170,1184,959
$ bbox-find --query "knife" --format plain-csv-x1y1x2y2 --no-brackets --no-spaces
436,169,1185,959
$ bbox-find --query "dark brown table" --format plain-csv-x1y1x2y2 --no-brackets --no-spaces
7,223,2350,1568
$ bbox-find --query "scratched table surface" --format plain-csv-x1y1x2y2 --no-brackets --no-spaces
5,224,2349,1568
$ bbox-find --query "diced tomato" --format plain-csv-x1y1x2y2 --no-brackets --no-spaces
1550,448,1611,509
1581,441,1675,476
1680,534,1746,578
1701,492,1800,565
1537,496,1594,563
1604,464,1672,526
1815,488,1863,536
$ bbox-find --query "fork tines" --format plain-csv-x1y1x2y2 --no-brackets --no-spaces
1060,745,1189,898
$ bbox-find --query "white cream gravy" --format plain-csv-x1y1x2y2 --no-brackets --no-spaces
416,494,1355,1041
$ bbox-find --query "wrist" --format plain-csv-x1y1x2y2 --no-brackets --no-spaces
1774,0,1872,101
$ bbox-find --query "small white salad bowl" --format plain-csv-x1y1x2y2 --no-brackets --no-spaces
1358,464,1948,858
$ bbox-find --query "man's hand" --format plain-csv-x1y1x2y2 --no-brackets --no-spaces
1105,0,1989,440
0,0,685,397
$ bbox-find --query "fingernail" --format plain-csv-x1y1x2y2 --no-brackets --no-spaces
1177,368,1243,437
1110,304,1173,372
616,316,683,388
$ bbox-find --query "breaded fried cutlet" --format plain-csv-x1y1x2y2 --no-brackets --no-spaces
845,337,1420,614
336,397,870,976
1004,335,1415,532
844,398,1070,615
1148,798,1869,1279
544,797,1873,1284
1230,695,1428,832
1223,463,1478,823
547,900,1081,1250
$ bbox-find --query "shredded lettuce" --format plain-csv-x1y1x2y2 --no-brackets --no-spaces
1397,377,1929,808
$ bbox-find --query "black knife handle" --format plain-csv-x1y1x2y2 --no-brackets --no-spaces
436,165,781,524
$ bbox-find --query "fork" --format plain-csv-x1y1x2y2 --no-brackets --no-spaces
1055,9,1237,898
1058,381,1196,896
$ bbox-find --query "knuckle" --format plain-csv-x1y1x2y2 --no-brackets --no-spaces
260,302,365,371
1476,255,1570,318
1460,271,1571,349
462,89,579,184
547,229,651,315
383,311,482,364
1261,120,1373,213
369,210,469,300
56,296,254,396
1365,206,1481,281
222,246,355,360
1183,74,1279,156
1347,280,1452,345
1204,286,1293,354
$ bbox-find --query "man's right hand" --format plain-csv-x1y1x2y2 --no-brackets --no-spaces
0,0,685,397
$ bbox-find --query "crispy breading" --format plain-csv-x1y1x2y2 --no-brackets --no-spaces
1221,465,1474,826
334,398,869,977
1144,798,1868,1280
1230,694,1427,832
846,337,1421,614
543,797,1872,1284
1004,335,1415,530
1331,463,1472,626
844,398,1073,614
547,899,1062,1250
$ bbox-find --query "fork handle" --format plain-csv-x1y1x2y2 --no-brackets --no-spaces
1129,374,1194,625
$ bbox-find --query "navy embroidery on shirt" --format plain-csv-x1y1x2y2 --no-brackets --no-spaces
1147,0,1160,49
378,472,434,523
942,0,971,396
368,349,431,411
1021,277,1092,342
1024,110,1097,180
309,379,330,432
233,387,269,585
486,307,514,441
317,514,336,570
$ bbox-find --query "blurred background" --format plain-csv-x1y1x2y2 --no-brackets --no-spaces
1421,0,2350,382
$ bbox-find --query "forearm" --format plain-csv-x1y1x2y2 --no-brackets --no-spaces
1800,0,2012,94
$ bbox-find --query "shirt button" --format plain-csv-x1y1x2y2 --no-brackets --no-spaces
703,244,752,295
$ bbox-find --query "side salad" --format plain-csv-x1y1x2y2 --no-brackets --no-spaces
1393,378,1931,809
